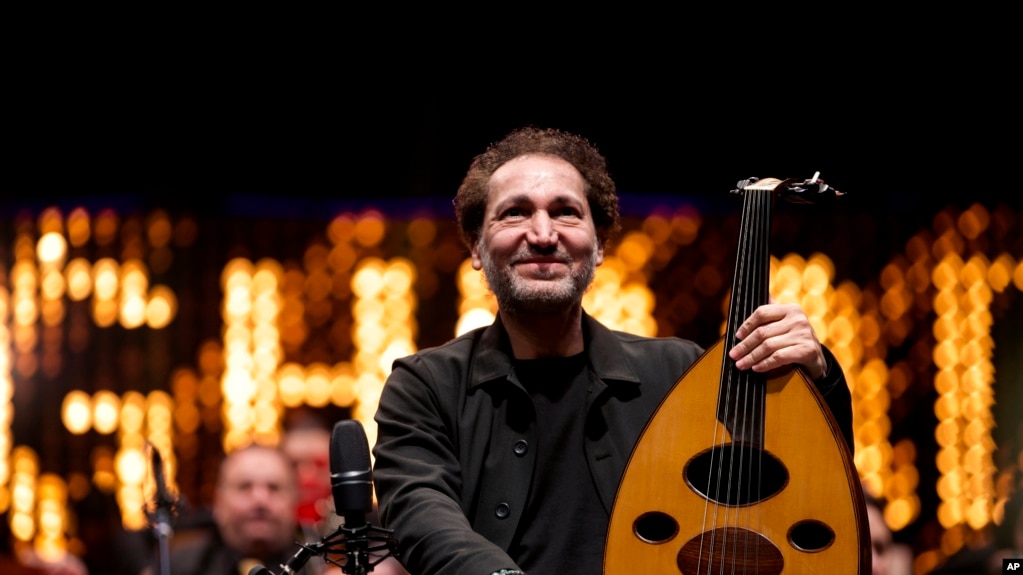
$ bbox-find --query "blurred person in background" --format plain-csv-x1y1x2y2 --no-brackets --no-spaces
864,491,912,575
143,444,323,575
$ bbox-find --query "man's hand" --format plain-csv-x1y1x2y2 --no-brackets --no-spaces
728,303,827,380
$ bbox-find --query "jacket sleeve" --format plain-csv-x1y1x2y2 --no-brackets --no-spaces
372,353,520,575
813,345,854,454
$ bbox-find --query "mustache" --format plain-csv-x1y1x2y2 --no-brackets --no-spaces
241,506,276,521
508,247,573,265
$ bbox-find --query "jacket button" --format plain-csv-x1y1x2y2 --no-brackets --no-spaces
513,440,529,456
495,503,511,519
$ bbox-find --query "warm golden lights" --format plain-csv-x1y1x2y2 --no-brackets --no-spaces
0,281,13,515
772,251,922,532
3,207,186,541
349,255,418,440
933,249,998,534
456,259,497,336
220,257,282,451
2,199,1020,572
61,391,92,435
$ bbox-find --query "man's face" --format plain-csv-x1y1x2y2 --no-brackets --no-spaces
471,154,603,314
213,447,298,558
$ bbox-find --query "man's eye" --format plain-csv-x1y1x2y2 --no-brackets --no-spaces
502,208,525,218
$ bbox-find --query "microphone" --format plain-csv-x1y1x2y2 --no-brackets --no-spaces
328,419,400,574
330,419,374,530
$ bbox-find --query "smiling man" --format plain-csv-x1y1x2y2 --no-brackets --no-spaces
372,127,853,575
474,154,603,318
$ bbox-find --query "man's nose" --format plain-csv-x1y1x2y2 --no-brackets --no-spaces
250,484,276,502
526,212,558,246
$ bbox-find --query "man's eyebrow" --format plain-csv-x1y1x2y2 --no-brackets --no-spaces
494,194,584,209
551,194,584,203
493,194,532,208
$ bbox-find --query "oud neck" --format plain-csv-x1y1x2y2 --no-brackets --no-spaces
724,187,774,352
717,185,775,445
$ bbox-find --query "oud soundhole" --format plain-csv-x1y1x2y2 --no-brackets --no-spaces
684,443,788,505
788,519,835,551
633,511,679,544
677,527,783,574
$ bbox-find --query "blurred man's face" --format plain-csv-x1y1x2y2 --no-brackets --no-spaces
213,447,298,558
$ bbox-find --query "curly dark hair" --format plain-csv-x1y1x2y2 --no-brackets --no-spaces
453,126,621,249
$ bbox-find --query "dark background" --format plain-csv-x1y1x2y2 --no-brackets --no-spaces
8,51,1017,219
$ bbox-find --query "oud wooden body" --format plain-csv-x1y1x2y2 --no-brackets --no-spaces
604,339,867,574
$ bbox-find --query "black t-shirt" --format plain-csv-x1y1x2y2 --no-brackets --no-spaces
508,353,608,574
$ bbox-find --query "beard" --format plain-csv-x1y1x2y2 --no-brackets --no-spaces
479,242,598,315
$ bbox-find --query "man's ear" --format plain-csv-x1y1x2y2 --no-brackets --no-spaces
211,493,223,524
469,236,483,271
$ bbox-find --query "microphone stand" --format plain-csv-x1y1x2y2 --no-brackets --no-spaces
148,503,173,575
326,523,394,575
249,521,399,575
145,444,178,575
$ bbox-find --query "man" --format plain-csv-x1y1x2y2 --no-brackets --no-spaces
156,445,318,575
372,126,853,575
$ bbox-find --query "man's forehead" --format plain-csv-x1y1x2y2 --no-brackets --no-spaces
220,469,293,494
490,154,582,182
222,449,291,478
486,154,586,205
223,461,287,480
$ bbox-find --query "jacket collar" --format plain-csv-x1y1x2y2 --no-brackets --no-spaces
467,312,643,390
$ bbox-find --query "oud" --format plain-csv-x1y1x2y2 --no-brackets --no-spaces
604,175,869,574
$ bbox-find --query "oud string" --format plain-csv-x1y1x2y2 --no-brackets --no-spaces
700,187,741,572
706,186,751,573
698,186,751,573
729,189,772,573
734,190,755,573
750,188,772,571
732,187,757,568
736,189,770,572
700,330,729,574
723,188,752,574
